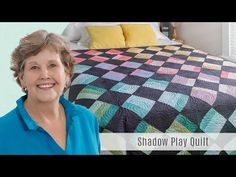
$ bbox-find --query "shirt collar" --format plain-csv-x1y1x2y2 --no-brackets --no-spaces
17,95,79,131
16,95,39,130
59,96,79,121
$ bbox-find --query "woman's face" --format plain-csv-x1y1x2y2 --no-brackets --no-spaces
19,47,70,103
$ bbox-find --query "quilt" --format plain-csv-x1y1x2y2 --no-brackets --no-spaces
64,44,236,154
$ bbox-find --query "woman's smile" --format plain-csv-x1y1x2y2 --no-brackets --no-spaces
36,83,56,89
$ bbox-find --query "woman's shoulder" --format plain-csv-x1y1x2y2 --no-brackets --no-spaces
0,108,18,122
0,108,19,130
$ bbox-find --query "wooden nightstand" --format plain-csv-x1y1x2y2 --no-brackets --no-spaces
173,38,184,44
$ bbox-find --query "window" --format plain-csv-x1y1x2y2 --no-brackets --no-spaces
229,23,236,60
223,22,236,61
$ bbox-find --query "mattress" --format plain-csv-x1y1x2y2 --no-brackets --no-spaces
69,39,181,50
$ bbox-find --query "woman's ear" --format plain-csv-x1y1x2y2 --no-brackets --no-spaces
66,78,70,87
19,72,26,88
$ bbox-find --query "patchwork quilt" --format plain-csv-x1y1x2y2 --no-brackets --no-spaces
64,44,236,154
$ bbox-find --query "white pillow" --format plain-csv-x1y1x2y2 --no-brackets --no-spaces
63,22,169,47
62,23,83,42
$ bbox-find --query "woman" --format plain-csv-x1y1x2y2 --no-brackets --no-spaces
0,30,100,155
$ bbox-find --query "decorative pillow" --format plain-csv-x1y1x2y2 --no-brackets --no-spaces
75,22,119,45
68,22,168,47
121,24,158,47
86,25,126,49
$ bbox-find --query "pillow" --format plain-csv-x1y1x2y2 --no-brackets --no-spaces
63,22,169,48
62,23,82,42
73,22,120,47
121,24,158,47
86,25,126,49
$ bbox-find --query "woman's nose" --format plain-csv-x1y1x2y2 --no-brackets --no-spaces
40,68,50,79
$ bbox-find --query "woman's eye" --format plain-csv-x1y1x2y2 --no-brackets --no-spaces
49,64,57,68
31,66,38,70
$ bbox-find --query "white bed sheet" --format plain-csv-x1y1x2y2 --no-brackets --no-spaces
69,39,181,50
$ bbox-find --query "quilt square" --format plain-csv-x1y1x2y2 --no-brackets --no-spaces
194,80,219,93
95,63,117,70
145,59,164,66
91,77,117,90
113,66,134,75
99,90,131,106
71,74,98,85
84,50,103,56
122,95,155,119
175,50,191,56
121,61,142,69
143,78,169,91
164,45,180,51
229,110,236,128
156,51,173,57
146,46,162,52
102,71,127,81
191,87,217,105
70,51,81,56
134,86,163,101
126,47,144,53
111,82,140,94
202,62,222,70
135,121,161,133
135,53,153,59
74,64,91,73
180,64,201,72
171,75,196,87
219,84,236,98
206,55,223,61
158,91,189,112
187,56,205,62
157,67,179,75
200,108,226,132
221,71,236,80
223,61,236,67
76,85,106,100
198,72,220,84
166,57,185,64
112,54,132,61
89,101,119,128
166,83,193,96
74,57,86,64
106,49,123,55
89,56,109,62
83,67,108,77
131,69,154,78
166,114,198,133
122,75,147,86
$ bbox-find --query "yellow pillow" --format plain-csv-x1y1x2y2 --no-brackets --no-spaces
121,24,158,47
86,25,126,49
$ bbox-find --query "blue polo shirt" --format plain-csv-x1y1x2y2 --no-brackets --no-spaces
0,95,100,155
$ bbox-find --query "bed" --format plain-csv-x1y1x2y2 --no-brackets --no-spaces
62,23,236,155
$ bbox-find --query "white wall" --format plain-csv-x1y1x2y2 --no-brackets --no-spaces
176,22,222,56
0,23,69,116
